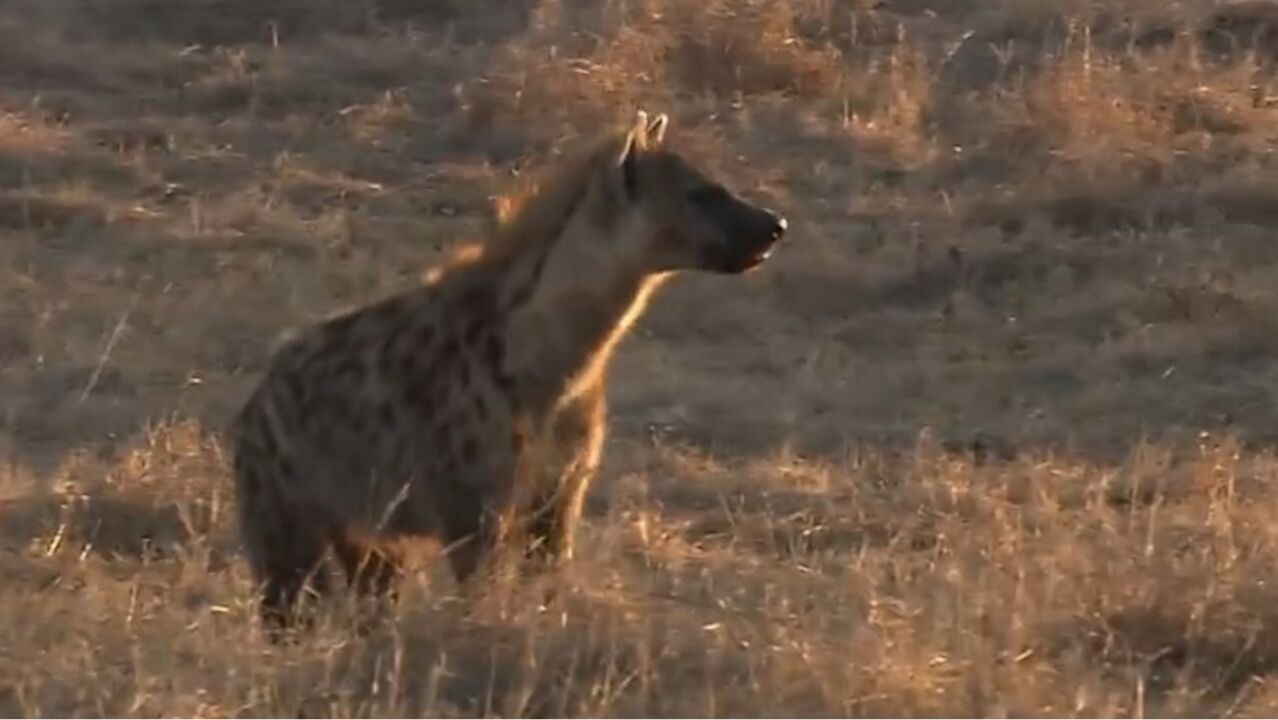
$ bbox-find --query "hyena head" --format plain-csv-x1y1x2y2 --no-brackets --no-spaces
590,111,788,275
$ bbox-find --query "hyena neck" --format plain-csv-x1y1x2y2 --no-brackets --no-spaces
503,223,668,414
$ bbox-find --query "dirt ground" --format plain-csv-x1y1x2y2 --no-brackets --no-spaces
5,0,1278,716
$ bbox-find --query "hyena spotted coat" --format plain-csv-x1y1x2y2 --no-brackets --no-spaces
229,111,788,635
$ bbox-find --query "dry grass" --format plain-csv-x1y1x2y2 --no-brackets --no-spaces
5,0,1278,715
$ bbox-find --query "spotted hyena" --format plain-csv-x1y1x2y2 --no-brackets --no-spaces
229,110,788,636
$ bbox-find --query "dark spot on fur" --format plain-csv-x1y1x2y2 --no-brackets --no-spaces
416,323,436,347
406,377,432,407
461,286,494,315
347,413,365,438
463,318,484,345
376,335,400,376
300,391,320,418
285,374,306,404
430,350,453,382
434,424,452,449
482,335,504,369
460,436,479,463
378,403,397,429
393,344,420,377
442,336,462,358
474,394,488,421
390,443,409,470
438,454,459,474
332,356,364,383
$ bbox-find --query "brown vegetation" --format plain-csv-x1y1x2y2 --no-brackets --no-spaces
5,0,1278,715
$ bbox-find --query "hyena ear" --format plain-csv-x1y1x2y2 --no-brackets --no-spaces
616,111,649,199
645,113,669,146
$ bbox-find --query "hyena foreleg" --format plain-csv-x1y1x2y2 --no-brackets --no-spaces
525,389,604,570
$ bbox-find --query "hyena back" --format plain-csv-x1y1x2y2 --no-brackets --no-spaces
229,110,788,636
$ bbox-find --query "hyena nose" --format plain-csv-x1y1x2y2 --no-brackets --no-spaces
768,212,788,240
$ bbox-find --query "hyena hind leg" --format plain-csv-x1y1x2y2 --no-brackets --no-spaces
331,534,403,600
438,487,513,597
330,532,405,633
247,524,332,642
236,469,333,642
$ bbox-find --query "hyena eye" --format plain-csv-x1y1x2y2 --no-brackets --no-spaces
687,185,732,210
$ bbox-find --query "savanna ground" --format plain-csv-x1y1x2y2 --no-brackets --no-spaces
6,0,1278,716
